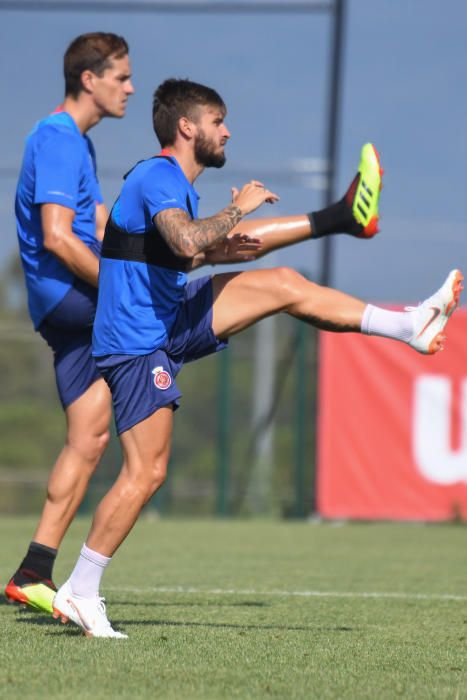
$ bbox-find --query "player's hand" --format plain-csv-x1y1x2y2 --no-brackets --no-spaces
231,180,279,216
204,233,263,264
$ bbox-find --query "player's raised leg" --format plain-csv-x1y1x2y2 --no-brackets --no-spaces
229,142,383,257
211,267,463,353
211,268,365,336
5,379,111,613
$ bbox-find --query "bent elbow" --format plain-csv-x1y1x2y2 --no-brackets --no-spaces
166,229,197,258
178,241,197,258
43,230,62,253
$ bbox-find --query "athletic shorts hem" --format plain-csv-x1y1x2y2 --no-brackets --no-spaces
62,375,103,411
116,395,181,436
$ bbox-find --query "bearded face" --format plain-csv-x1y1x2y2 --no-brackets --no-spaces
193,126,227,169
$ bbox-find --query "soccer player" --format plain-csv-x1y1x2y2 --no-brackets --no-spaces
51,78,463,638
4,33,135,614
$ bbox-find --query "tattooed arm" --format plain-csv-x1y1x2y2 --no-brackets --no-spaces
154,180,279,258
185,233,263,271
155,205,243,258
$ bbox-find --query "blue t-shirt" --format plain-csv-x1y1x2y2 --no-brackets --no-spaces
15,111,103,329
92,156,199,357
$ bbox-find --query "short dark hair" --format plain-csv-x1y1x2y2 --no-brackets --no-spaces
152,78,226,147
64,32,129,98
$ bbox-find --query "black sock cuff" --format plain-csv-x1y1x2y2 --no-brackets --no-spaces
309,198,349,238
306,212,318,238
29,541,58,558
15,541,58,583
307,209,340,239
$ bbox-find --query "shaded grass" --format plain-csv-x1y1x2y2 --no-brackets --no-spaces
1,517,466,699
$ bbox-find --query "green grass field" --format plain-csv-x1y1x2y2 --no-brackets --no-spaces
1,517,466,699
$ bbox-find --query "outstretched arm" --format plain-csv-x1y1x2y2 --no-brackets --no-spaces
154,180,279,258
155,205,243,258
188,233,263,270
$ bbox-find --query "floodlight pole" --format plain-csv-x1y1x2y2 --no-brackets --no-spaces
321,0,345,287
307,0,345,517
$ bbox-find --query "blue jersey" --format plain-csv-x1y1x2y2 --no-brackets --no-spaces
92,156,200,357
15,111,103,329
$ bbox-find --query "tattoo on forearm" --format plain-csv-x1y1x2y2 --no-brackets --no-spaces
156,205,242,258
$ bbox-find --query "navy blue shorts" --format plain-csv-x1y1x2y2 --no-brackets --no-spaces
96,275,227,435
38,279,101,409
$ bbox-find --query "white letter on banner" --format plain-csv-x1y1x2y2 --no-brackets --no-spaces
413,376,467,484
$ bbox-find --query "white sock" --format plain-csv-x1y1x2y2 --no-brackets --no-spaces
361,304,414,342
68,543,111,598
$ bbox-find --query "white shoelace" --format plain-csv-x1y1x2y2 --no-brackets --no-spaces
95,596,113,629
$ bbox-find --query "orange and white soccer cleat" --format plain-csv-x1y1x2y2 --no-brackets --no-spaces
407,269,464,354
53,580,127,639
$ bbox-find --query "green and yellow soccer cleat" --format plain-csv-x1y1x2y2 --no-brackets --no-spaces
5,575,56,614
347,143,384,237
309,143,383,239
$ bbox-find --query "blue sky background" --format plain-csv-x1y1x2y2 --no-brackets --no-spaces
0,0,465,303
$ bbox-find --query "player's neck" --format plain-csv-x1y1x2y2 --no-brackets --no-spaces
62,95,103,134
162,145,204,184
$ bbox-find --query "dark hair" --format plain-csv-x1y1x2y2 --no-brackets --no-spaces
152,78,226,147
64,32,129,98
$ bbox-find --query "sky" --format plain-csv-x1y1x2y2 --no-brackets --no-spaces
0,0,466,303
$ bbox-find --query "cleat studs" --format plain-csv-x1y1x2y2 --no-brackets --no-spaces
428,332,445,355
53,607,69,624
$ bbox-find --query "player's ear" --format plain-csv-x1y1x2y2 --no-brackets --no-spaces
178,116,195,140
80,70,95,94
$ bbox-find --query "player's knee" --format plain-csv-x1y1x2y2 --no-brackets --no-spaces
88,429,110,464
69,428,110,468
273,266,306,303
96,429,111,459
145,461,168,499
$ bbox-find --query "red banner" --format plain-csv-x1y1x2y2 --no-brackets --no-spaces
316,308,467,521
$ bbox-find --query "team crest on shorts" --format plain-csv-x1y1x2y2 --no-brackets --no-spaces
152,365,172,390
